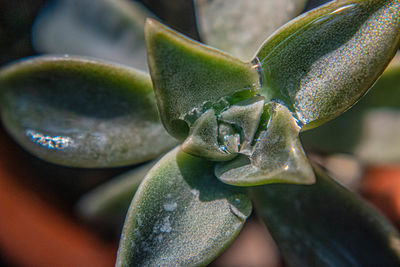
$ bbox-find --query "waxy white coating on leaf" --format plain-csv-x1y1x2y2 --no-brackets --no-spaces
0,56,177,167
116,147,252,266
256,0,400,129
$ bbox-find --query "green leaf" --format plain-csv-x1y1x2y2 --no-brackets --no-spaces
33,0,154,70
181,96,266,161
219,96,265,155
195,0,307,61
0,56,177,167
251,165,400,266
145,18,260,140
256,0,400,130
76,161,155,233
215,103,314,186
181,109,237,161
116,147,252,266
301,57,400,163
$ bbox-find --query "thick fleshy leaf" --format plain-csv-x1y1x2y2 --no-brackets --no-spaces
182,96,266,161
145,19,260,140
215,103,314,186
256,0,400,129
219,96,265,155
116,147,252,266
76,161,155,233
33,0,154,70
0,56,177,167
252,165,400,266
195,0,307,61
181,109,237,161
301,57,400,163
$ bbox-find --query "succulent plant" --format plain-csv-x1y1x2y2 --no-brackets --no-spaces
302,56,400,165
1,0,400,266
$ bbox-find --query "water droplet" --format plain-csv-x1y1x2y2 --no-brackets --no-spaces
222,134,240,153
182,109,235,160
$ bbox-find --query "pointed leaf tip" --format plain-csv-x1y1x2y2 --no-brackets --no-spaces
256,0,400,129
145,19,260,140
215,103,315,186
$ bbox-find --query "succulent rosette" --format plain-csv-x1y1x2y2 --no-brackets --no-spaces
1,0,400,266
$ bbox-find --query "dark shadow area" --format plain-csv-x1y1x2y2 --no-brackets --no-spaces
0,0,47,65
303,0,331,12
252,164,400,266
137,0,201,41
